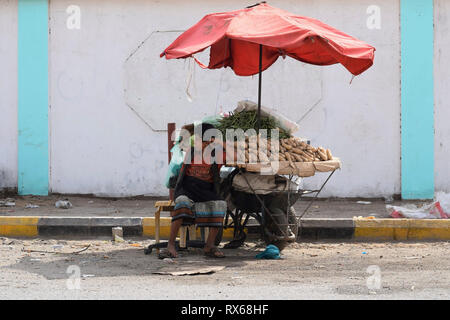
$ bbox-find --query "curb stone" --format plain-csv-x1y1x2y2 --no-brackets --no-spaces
0,216,448,240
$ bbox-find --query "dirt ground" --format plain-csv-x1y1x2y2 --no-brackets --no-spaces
1,237,449,299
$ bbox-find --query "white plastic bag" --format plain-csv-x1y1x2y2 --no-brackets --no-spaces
435,191,450,214
387,193,449,219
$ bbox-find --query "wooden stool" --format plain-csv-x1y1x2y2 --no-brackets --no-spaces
154,200,202,254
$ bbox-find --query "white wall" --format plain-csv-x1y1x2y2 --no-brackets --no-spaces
49,0,401,197
435,0,450,193
279,0,401,197
0,0,17,191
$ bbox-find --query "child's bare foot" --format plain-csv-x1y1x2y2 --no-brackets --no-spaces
159,243,177,259
167,244,178,258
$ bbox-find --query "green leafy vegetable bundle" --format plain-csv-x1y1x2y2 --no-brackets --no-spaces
216,110,292,140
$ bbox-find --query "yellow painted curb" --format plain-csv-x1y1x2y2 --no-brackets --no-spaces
142,217,236,240
0,217,39,237
142,217,172,239
354,218,450,240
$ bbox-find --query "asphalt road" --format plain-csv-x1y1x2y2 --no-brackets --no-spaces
1,237,449,299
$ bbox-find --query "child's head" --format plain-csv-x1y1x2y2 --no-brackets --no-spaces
192,123,216,150
195,123,216,141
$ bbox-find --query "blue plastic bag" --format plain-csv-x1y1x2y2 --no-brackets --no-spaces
164,142,185,189
255,244,280,259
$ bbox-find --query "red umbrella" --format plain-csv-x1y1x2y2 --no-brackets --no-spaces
161,2,375,128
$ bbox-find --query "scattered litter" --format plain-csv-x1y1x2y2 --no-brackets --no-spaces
163,258,175,263
436,191,450,212
130,243,142,247
411,286,415,291
114,235,124,242
55,200,72,209
369,291,377,295
384,195,394,203
88,200,94,204
0,199,15,207
25,204,39,209
153,266,225,276
357,201,372,205
52,244,64,250
362,252,367,255
22,244,90,255
82,274,95,278
354,216,376,220
112,227,124,242
405,256,422,260
388,192,450,219
30,258,41,261
387,203,448,219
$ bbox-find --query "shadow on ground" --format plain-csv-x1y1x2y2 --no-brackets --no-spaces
5,241,260,280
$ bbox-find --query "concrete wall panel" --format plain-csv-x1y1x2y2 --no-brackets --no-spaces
49,0,400,197
435,0,450,193
0,0,18,191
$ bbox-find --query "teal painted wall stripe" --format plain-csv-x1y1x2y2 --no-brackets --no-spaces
18,0,49,195
401,0,434,199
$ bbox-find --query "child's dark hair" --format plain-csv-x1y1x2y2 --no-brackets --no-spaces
195,123,215,138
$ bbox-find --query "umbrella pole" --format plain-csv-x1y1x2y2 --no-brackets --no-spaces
257,44,262,132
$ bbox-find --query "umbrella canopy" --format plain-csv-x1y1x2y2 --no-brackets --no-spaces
161,3,375,76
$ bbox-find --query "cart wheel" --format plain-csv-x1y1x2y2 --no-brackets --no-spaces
262,207,297,252
269,240,289,252
262,226,289,251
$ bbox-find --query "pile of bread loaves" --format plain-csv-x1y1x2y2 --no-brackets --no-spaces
230,136,333,165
